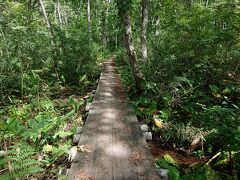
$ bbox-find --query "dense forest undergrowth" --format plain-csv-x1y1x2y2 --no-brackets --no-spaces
115,0,240,179
0,0,240,179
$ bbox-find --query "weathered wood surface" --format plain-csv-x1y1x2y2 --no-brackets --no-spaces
68,59,160,180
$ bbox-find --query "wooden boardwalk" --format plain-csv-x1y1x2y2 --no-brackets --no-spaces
68,59,160,180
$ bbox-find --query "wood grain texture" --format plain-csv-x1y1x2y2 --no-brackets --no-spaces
68,59,161,180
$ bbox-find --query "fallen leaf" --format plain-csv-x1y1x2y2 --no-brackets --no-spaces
77,145,91,153
68,146,77,161
138,107,145,112
153,116,164,128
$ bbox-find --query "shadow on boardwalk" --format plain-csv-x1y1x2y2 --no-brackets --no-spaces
68,59,161,180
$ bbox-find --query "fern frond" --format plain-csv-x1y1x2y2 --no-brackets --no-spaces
0,142,43,180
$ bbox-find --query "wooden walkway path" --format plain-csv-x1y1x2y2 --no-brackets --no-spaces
68,59,160,180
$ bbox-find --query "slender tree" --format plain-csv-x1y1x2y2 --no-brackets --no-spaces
87,0,92,37
141,0,149,61
39,0,54,46
78,0,83,19
117,1,144,90
39,0,57,69
56,0,63,27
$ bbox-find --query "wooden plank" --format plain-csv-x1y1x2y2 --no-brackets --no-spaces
68,60,161,179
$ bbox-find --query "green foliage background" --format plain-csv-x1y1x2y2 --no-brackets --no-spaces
0,0,240,179
115,0,240,178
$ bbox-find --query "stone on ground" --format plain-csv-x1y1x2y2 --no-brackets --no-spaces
143,132,152,141
140,124,149,132
72,134,81,144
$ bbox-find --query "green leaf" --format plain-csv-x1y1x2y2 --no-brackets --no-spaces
182,165,220,180
43,144,53,153
163,154,177,166
156,159,181,180
53,131,73,139
209,85,219,94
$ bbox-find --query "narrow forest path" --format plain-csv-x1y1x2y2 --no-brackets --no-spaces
68,59,160,179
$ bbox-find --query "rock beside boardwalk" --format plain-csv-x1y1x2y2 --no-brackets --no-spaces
140,124,149,132
143,132,152,141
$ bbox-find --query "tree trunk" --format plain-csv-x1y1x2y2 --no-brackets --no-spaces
62,9,68,26
141,0,148,61
205,0,209,7
102,11,107,45
155,18,160,36
39,0,54,46
56,0,63,27
39,0,57,69
101,0,111,46
78,0,83,19
106,0,111,43
122,10,144,90
87,0,92,37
